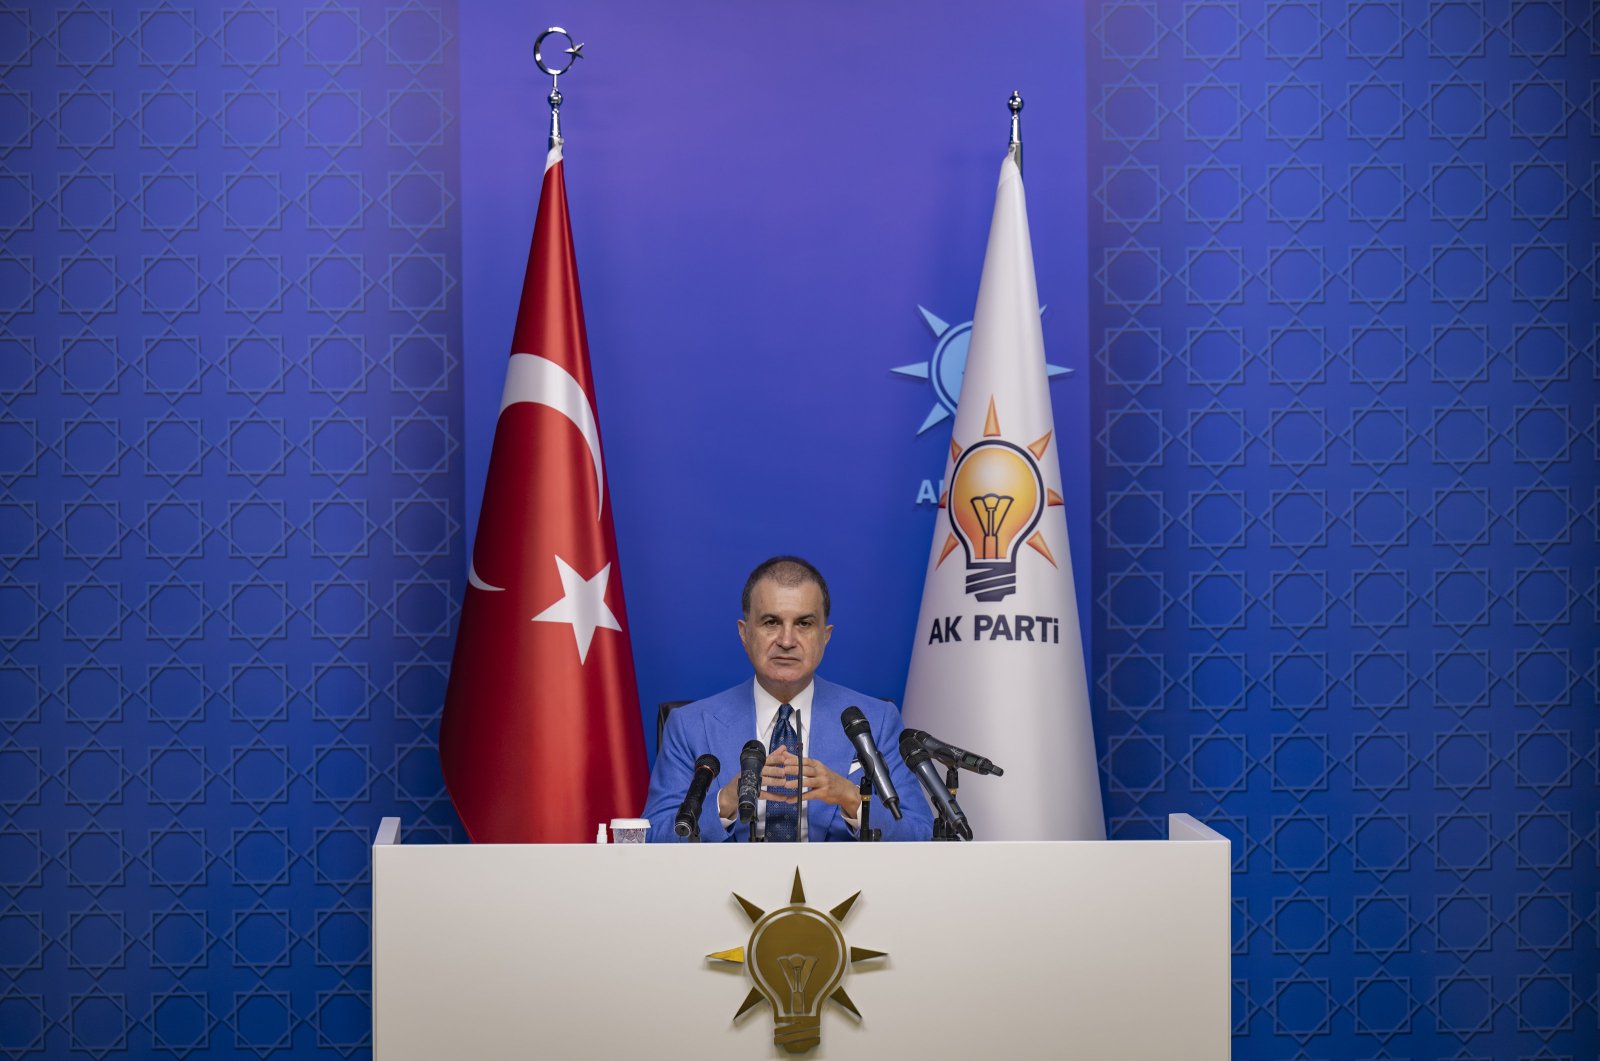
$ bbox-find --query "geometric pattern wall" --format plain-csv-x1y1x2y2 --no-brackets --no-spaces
1087,1,1597,1056
0,3,464,1056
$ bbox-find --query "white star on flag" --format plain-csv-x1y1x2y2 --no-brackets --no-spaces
530,556,621,664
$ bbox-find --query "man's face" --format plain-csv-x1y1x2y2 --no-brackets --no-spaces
738,577,833,701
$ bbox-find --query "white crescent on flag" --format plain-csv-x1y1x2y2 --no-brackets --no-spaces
468,352,604,593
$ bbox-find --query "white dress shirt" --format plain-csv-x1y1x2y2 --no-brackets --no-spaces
719,679,859,840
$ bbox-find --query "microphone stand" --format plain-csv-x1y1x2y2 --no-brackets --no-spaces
857,776,881,842
933,765,967,842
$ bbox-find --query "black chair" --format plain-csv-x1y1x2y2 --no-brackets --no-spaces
655,700,691,752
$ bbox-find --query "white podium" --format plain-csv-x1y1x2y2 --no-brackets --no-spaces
372,815,1229,1059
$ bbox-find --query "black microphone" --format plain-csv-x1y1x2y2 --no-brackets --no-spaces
737,739,765,824
900,731,973,841
674,753,721,838
840,707,902,821
904,728,1004,776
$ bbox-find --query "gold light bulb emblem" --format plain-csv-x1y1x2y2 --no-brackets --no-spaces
950,442,1041,563
707,869,886,1054
936,397,1063,602
748,906,845,1051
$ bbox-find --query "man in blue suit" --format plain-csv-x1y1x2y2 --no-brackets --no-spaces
643,556,931,842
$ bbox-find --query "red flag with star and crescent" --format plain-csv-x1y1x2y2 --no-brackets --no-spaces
439,142,648,842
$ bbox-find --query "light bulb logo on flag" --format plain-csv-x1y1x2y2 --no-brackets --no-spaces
933,398,1062,602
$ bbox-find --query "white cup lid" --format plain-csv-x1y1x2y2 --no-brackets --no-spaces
609,818,650,830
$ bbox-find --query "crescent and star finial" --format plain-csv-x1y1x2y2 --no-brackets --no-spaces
533,27,584,77
534,27,585,149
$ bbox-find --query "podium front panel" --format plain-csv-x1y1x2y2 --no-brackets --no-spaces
373,817,1228,1059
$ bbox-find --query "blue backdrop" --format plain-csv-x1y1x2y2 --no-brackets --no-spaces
2,1,1596,1058
1086,1,1598,1057
3,2,464,1056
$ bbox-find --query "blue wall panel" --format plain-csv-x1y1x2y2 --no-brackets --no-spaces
1,3,464,1056
1086,1,1598,1056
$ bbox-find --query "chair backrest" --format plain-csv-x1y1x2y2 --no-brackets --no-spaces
655,701,690,754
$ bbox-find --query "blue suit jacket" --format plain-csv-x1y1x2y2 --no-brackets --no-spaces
642,677,932,843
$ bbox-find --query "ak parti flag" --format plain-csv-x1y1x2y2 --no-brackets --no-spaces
439,142,648,842
903,150,1105,841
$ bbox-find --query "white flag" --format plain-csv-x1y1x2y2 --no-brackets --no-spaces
903,152,1104,841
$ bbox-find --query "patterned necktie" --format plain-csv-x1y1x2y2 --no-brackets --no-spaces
765,703,801,842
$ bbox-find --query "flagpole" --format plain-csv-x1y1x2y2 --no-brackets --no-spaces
1007,90,1023,176
534,26,585,149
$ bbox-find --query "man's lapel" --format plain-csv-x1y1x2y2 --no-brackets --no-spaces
712,680,755,754
698,683,756,842
807,679,845,841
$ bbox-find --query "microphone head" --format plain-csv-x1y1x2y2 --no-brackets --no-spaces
840,706,869,737
693,753,720,774
898,730,931,768
739,739,765,768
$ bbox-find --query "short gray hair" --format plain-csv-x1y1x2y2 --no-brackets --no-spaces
741,556,830,619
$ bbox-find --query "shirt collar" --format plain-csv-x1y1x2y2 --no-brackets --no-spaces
752,677,814,733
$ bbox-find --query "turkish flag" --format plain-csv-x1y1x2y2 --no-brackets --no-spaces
439,143,648,842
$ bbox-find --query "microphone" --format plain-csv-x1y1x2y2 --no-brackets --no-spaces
840,707,902,821
904,728,1004,776
900,731,973,841
737,739,765,824
674,753,721,838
